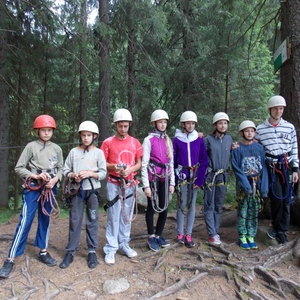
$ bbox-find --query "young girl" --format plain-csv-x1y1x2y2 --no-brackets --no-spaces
173,111,208,247
142,110,175,251
203,112,232,245
59,121,107,269
232,121,268,249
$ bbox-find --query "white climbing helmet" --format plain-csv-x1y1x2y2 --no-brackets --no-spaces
150,109,169,123
212,112,230,124
180,111,197,123
267,95,286,108
239,120,256,132
113,108,132,122
78,121,99,134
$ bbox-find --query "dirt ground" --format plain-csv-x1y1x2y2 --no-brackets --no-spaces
1,205,300,300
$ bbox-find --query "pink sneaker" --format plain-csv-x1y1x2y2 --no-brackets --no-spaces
177,234,184,244
184,235,195,248
208,235,222,245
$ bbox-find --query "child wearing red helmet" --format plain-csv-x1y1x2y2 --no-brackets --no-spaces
0,115,63,279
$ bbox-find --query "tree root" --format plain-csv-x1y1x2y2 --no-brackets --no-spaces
145,277,187,300
154,248,170,271
19,287,39,300
145,272,208,300
21,266,33,287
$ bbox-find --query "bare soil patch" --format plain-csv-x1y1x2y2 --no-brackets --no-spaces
1,206,300,300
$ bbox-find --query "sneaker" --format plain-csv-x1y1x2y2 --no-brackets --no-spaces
104,252,115,265
59,252,73,269
88,252,98,269
276,232,289,244
0,260,14,279
184,235,195,248
239,236,250,250
120,244,137,258
38,252,57,266
147,237,160,252
156,236,170,248
267,227,277,239
208,235,222,245
246,236,258,249
177,234,184,244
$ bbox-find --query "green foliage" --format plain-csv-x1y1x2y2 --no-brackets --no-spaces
1,0,281,207
0,208,19,224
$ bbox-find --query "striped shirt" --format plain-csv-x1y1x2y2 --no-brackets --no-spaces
256,118,299,170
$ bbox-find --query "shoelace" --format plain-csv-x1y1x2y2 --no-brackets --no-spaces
240,236,248,244
186,235,192,242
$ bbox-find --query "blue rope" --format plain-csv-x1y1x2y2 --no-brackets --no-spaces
269,155,295,204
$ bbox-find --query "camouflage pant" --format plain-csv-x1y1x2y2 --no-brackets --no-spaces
236,194,259,237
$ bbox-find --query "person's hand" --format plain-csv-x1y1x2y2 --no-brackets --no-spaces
293,172,299,183
169,185,175,194
144,187,151,198
120,166,132,177
36,172,50,182
231,142,239,150
78,170,92,180
198,132,204,138
45,175,58,189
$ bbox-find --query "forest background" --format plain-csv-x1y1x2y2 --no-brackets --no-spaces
0,0,298,212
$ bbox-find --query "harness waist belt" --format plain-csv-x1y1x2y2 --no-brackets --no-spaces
208,168,228,173
103,193,133,211
180,165,195,170
31,168,56,175
109,174,128,183
266,152,291,159
150,159,167,169
109,174,137,184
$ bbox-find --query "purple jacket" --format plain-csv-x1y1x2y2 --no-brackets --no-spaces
141,130,175,188
173,129,208,187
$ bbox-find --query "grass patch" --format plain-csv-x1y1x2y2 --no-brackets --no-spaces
0,208,19,224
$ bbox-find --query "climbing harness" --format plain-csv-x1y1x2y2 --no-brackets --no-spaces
175,163,199,213
147,159,171,213
105,173,137,225
62,174,101,207
204,167,228,191
266,153,295,204
233,177,264,219
62,172,80,207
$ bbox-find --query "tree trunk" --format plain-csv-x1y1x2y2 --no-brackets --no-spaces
127,2,137,137
80,0,88,122
0,0,10,208
98,0,111,145
182,0,192,109
280,0,300,225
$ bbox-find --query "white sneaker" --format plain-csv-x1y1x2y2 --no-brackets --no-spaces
208,234,222,245
120,244,137,258
105,252,115,264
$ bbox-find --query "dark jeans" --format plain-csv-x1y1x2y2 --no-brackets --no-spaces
267,166,291,233
145,181,168,236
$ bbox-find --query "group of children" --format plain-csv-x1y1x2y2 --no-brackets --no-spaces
0,94,298,278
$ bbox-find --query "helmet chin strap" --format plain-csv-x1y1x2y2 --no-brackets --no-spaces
242,134,254,142
80,134,96,153
38,130,48,148
183,126,193,134
216,129,226,135
154,123,166,135
269,112,280,122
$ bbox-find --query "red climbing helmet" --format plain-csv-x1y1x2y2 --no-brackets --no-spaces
33,115,57,129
